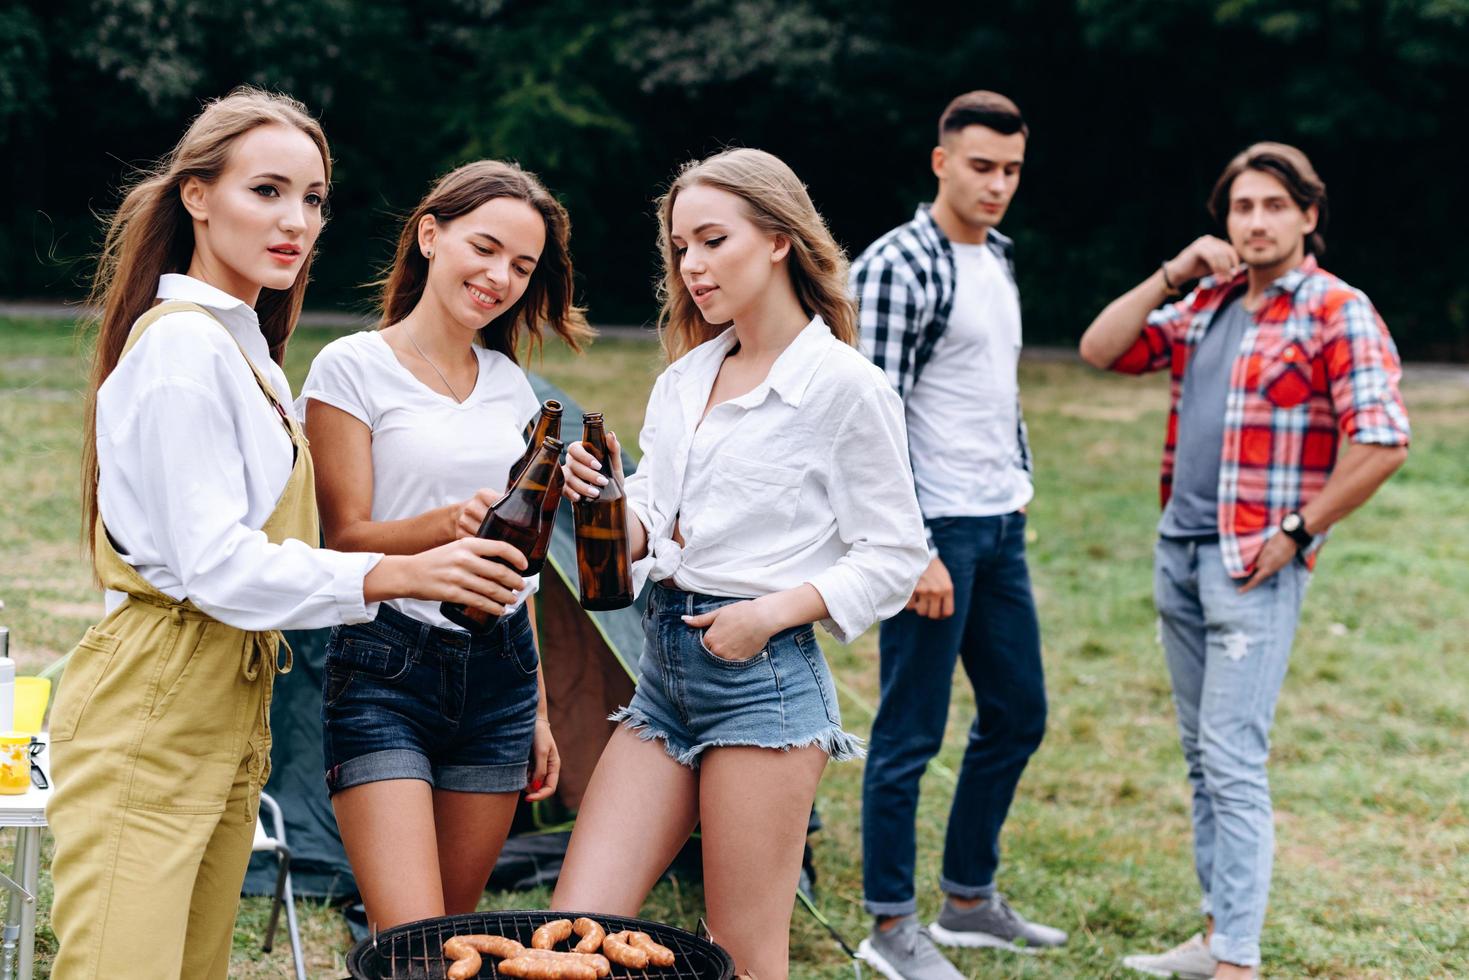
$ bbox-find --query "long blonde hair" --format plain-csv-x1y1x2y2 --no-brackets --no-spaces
654,148,856,363
80,86,331,562
375,160,592,362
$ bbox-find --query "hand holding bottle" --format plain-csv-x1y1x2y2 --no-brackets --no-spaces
452,487,507,539
562,431,624,501
366,537,528,617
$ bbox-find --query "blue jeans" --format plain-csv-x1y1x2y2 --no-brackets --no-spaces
613,583,864,768
861,512,1046,916
321,604,540,795
1154,538,1310,967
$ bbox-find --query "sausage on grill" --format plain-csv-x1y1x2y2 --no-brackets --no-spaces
601,931,650,969
519,948,612,977
498,955,598,980
626,931,676,967
531,918,575,950
572,917,607,954
444,934,526,979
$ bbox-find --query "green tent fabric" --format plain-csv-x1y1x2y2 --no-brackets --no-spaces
244,374,645,898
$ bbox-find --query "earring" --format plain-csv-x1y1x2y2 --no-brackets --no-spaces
424,249,433,259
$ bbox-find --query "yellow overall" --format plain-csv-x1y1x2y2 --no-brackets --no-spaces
47,302,316,979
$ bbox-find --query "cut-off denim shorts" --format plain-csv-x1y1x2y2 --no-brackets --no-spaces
322,603,539,795
611,583,864,768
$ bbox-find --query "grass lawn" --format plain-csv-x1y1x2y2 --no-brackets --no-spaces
1,317,1465,978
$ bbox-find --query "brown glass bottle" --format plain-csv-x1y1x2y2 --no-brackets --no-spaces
508,399,562,488
526,442,565,573
441,436,563,634
573,413,634,610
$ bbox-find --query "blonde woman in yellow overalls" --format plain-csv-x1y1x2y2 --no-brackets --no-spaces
46,88,531,980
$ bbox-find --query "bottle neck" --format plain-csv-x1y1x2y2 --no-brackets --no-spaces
582,420,606,460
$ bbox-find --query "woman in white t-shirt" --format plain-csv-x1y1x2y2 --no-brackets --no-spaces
551,149,929,978
301,160,592,930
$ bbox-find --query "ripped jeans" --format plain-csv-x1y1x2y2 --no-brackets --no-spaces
1153,537,1309,968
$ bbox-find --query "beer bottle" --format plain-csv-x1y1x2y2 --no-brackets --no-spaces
573,413,634,610
441,436,563,634
526,442,565,573
509,399,562,488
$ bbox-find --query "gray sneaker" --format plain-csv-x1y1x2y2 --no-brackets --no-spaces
856,915,966,980
1121,932,1218,978
929,893,1068,953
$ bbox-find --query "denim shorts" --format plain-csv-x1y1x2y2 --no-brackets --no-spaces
611,583,864,768
322,604,539,795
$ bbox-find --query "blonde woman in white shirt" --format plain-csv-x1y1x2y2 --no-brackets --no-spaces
301,160,592,929
552,148,929,978
48,89,528,980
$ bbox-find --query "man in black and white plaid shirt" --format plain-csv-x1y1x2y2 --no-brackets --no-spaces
853,91,1064,980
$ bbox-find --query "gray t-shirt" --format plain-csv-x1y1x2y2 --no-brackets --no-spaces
1158,296,1250,539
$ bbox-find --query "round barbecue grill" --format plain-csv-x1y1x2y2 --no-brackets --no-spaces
345,909,735,980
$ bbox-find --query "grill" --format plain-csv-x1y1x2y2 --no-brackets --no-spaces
345,909,735,980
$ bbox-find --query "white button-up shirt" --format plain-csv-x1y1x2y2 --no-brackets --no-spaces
95,274,380,630
624,316,928,643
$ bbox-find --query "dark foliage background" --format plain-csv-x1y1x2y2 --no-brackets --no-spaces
3,0,1465,356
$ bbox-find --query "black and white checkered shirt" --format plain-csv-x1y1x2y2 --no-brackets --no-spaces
850,204,1033,553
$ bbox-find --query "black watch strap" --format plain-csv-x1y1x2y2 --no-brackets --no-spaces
1281,511,1314,549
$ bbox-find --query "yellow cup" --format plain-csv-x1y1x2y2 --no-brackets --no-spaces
0,733,32,795
14,676,51,734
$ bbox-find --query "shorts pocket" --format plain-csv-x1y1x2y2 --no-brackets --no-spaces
794,627,841,725
507,625,540,676
49,627,122,743
324,633,412,705
697,630,767,669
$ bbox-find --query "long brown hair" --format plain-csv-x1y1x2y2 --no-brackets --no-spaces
80,86,331,562
1208,141,1329,256
375,160,592,361
654,148,857,363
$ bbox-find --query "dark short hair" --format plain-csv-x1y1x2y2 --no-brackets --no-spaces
1208,142,1329,255
938,90,1028,143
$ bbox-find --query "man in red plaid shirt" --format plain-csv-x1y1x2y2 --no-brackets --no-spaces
1080,143,1409,980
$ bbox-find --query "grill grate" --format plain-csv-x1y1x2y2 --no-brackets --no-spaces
346,909,735,980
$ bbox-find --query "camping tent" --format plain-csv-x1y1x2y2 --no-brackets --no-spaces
244,374,644,898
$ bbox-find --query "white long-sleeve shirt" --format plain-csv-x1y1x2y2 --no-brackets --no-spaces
96,274,381,630
624,316,929,643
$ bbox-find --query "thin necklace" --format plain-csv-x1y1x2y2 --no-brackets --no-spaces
404,323,466,403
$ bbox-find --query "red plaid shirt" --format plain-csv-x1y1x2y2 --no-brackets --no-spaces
1110,256,1411,577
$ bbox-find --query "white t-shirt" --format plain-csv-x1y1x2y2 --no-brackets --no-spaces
299,330,542,629
903,241,1033,518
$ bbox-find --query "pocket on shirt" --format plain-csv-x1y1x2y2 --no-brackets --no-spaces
704,455,806,546
1258,339,1318,409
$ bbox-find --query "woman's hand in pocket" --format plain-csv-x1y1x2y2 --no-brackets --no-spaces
683,600,777,662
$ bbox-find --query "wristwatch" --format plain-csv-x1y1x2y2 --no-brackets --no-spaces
1280,511,1314,550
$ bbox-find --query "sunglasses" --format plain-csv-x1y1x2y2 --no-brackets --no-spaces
28,739,46,791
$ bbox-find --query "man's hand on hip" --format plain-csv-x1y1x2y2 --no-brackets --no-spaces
906,557,955,619
1238,533,1297,593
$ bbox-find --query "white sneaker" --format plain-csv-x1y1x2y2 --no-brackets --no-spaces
1121,932,1218,978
